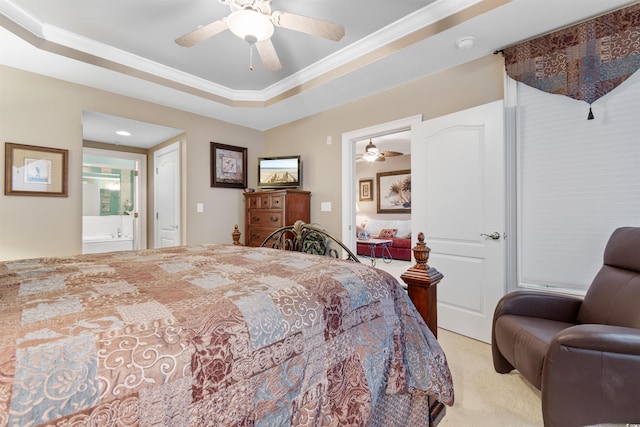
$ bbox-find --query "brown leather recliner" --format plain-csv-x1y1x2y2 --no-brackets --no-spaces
492,227,640,427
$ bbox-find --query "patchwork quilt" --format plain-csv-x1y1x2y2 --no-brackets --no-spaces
0,244,453,426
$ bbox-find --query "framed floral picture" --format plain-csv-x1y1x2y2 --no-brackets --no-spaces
211,142,247,189
377,169,411,213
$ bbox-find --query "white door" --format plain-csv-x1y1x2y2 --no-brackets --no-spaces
411,101,505,343
154,142,181,248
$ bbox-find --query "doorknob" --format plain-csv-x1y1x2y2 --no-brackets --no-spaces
480,232,500,240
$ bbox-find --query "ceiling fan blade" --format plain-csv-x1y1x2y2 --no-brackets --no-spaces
255,39,282,71
271,11,345,41
175,19,228,47
381,151,403,157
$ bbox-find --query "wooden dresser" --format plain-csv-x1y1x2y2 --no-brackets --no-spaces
243,189,311,247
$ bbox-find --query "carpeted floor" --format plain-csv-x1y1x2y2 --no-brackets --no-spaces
437,328,543,426
375,259,544,426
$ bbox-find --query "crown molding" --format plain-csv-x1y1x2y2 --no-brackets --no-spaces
1,0,483,105
262,0,483,98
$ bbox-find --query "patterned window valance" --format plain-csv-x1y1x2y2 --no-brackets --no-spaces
503,3,640,118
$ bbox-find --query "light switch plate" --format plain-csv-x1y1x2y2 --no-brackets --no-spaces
196,203,204,213
321,202,332,212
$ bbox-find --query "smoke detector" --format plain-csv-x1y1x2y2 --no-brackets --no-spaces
456,36,475,50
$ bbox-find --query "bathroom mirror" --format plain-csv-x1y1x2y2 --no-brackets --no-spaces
82,154,135,216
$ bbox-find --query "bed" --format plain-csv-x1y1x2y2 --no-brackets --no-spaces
0,243,453,426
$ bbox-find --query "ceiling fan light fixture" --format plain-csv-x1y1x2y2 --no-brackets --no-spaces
363,151,378,162
364,141,380,155
228,9,274,43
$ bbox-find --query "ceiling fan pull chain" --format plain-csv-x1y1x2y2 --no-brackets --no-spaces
249,44,254,71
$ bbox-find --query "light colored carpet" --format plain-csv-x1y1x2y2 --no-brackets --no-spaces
374,259,412,287
375,260,544,426
437,328,543,426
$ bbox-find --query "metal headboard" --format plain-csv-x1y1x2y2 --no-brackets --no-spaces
260,220,360,263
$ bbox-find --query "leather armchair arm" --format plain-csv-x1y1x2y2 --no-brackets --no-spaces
550,323,640,354
542,324,640,427
493,290,583,324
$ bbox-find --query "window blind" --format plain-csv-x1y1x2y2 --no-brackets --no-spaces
516,71,640,294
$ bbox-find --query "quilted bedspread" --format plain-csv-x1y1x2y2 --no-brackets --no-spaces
0,244,453,426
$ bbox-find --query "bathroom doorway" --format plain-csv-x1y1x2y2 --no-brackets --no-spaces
82,148,147,253
81,110,184,253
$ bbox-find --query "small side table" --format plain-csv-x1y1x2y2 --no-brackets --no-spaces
356,238,393,266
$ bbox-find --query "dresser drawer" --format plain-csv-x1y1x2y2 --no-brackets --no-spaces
248,210,283,227
247,227,277,247
247,194,266,209
269,195,283,209
247,194,284,209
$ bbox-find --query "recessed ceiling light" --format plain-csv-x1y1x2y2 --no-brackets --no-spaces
116,130,131,136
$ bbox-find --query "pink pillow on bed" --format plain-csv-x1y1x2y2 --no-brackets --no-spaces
378,228,398,238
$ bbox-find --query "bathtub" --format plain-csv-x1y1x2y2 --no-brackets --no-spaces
82,215,135,254
82,235,133,254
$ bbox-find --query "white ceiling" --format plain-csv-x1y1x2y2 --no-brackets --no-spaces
1,0,637,148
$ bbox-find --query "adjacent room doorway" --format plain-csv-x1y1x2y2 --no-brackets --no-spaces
341,115,422,251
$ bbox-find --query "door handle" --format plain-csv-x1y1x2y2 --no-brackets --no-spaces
480,232,500,240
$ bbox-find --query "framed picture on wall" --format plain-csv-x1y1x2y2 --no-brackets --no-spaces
359,179,373,201
377,169,411,213
4,142,69,197
211,142,247,188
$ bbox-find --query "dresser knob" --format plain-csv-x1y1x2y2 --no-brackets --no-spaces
270,217,278,222
252,216,260,222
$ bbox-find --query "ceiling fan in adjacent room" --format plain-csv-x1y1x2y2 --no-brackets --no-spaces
357,140,403,162
175,0,345,71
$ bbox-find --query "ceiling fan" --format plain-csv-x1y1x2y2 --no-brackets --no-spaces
357,140,403,162
175,0,345,71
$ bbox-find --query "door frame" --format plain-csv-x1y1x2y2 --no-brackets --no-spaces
82,147,147,250
341,115,422,249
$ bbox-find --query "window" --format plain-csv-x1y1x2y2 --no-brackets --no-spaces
513,71,640,294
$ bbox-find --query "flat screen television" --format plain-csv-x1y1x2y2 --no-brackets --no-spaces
257,156,302,189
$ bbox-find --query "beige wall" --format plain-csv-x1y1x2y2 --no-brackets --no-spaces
263,54,505,237
0,65,263,261
0,54,503,260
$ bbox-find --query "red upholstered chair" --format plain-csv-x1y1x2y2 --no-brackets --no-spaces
491,227,640,427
